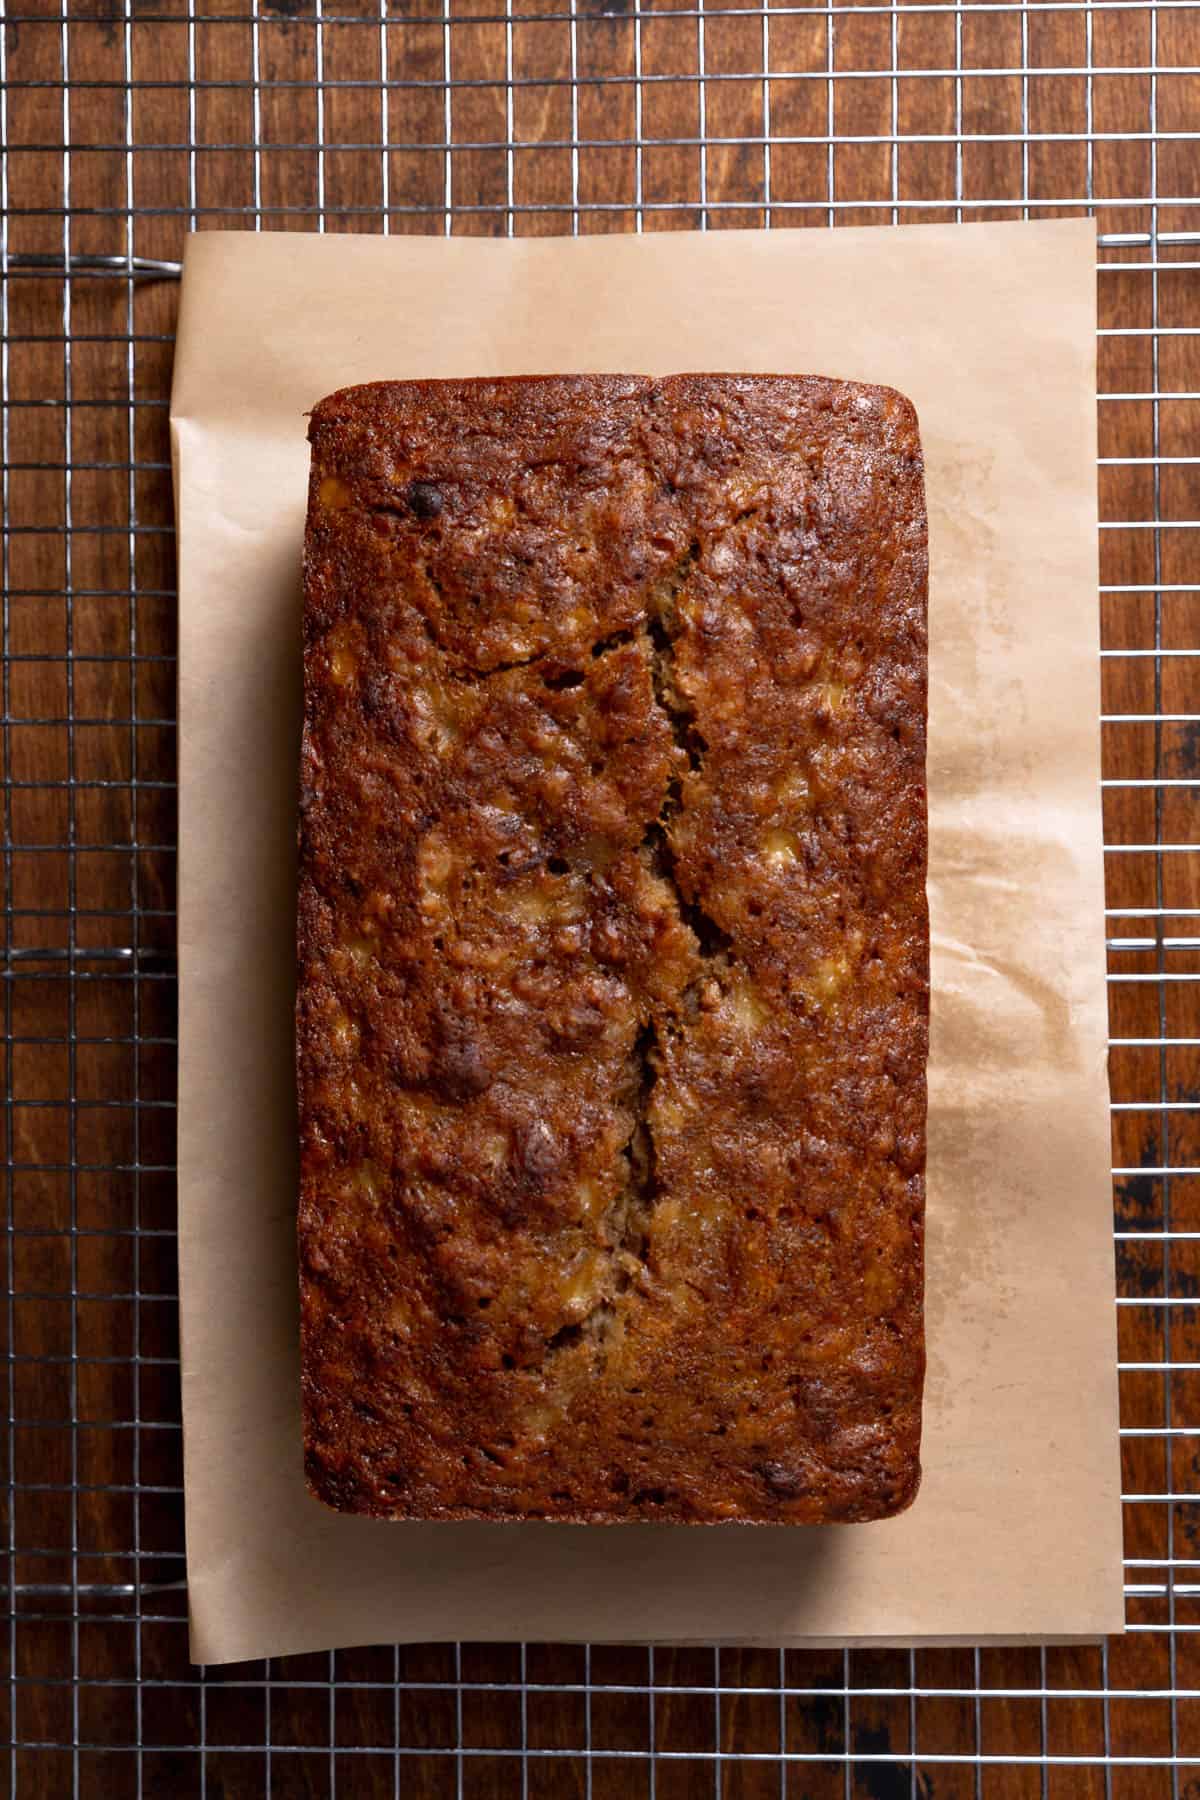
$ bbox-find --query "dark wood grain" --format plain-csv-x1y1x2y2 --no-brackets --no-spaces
3,0,1198,1794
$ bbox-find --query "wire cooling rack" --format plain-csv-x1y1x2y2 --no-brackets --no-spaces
2,0,1199,1795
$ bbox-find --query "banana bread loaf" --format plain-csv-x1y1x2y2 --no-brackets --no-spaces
297,374,928,1524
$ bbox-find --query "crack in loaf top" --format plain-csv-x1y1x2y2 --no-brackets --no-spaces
297,374,929,1526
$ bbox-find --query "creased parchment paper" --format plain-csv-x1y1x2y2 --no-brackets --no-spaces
172,219,1121,1666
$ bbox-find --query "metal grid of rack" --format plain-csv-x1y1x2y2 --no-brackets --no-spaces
2,0,1198,1794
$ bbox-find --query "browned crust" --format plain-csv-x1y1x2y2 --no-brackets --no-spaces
297,374,928,1525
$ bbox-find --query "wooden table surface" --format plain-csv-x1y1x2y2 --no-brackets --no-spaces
3,0,1198,1794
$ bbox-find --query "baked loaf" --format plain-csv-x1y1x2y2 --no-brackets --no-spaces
298,375,928,1525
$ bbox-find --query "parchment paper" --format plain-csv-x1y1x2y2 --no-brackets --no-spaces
172,219,1122,1666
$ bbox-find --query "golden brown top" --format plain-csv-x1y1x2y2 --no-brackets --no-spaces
298,375,928,1524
